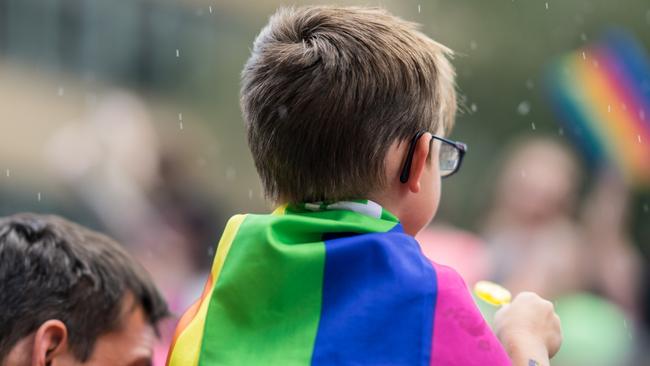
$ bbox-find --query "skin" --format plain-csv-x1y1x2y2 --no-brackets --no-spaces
495,292,562,366
3,294,155,366
368,132,441,236
369,132,562,366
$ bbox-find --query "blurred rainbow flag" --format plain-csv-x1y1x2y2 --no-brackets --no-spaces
547,30,650,187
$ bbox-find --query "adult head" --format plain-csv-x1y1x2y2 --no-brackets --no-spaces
0,213,168,365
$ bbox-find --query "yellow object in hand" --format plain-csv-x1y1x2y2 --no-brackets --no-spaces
474,280,512,306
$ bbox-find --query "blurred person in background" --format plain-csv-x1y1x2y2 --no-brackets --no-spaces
44,91,224,363
578,171,646,365
480,136,642,365
0,213,169,365
482,137,585,299
580,171,641,315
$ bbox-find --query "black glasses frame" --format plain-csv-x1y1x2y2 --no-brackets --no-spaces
399,131,467,183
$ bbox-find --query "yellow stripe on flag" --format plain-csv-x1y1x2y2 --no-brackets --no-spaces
167,214,247,366
272,204,287,216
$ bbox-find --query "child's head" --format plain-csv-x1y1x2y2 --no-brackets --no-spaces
241,6,457,232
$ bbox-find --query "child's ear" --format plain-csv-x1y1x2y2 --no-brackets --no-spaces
32,320,69,366
407,133,432,194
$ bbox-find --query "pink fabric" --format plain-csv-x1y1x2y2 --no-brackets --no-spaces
430,261,511,365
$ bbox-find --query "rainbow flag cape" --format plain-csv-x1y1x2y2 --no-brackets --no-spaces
547,30,650,186
167,201,509,365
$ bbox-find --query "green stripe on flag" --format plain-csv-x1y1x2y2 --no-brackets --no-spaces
197,207,398,365
198,214,326,365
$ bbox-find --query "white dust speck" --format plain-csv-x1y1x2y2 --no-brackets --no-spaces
517,101,531,115
226,167,236,180
209,5,212,13
470,103,478,113
638,135,642,143
418,4,421,13
179,113,183,121
5,169,9,177
582,51,586,60
176,49,180,57
37,192,41,202
57,87,64,96
248,189,253,200
179,122,184,130
640,109,646,120
531,122,536,131
207,246,215,257
545,2,549,10
608,104,612,113
580,33,588,42
470,40,478,51
526,79,535,90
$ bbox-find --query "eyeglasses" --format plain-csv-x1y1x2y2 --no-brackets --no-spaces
400,131,467,183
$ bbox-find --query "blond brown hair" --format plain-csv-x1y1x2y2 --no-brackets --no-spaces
241,6,456,203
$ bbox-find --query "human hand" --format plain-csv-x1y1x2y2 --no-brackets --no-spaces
494,292,562,366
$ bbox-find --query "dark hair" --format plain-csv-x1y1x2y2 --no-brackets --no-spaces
241,6,456,203
0,213,169,362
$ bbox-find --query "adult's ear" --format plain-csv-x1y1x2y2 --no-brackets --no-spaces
406,133,432,194
32,320,69,366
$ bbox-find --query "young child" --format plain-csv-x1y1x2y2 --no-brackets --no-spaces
167,6,561,366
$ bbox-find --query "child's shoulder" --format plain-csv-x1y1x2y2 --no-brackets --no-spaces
429,260,469,289
426,259,480,306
